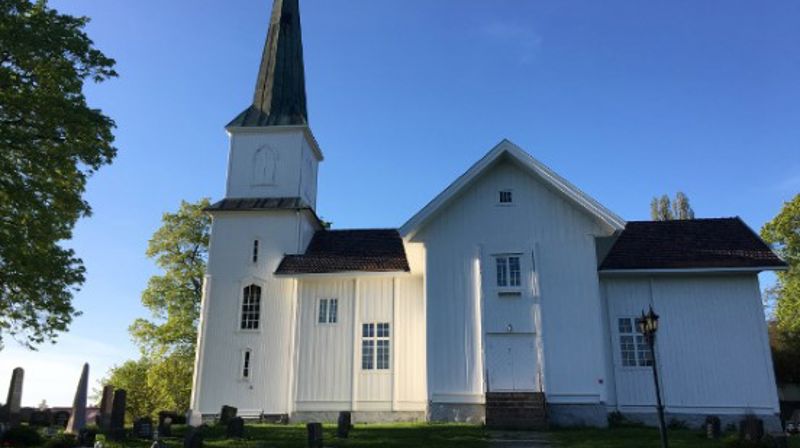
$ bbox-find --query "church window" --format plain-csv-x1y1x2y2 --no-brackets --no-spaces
499,190,513,204
495,255,522,288
242,349,252,379
617,317,653,367
252,240,259,263
362,322,390,370
240,285,261,330
318,298,338,324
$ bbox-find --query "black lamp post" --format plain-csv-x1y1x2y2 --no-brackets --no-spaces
639,306,668,448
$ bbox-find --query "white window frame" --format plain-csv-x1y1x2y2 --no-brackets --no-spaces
361,322,390,371
240,284,261,331
317,298,338,325
494,254,522,291
617,317,653,368
241,348,252,380
497,189,514,206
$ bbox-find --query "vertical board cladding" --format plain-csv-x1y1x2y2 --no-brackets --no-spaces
226,129,306,199
194,212,302,415
292,275,427,412
295,279,354,409
604,275,779,415
414,158,612,405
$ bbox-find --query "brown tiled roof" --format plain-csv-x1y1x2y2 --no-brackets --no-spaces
205,197,311,211
599,217,787,271
275,229,410,275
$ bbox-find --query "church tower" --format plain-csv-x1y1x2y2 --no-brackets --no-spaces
190,0,322,418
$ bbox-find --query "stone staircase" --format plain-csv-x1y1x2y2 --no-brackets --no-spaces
485,392,548,430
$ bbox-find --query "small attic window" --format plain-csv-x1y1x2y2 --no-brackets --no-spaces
498,190,513,204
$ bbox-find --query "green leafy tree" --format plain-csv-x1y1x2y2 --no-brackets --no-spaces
761,194,800,333
103,358,158,421
103,199,210,417
650,192,694,221
0,0,117,349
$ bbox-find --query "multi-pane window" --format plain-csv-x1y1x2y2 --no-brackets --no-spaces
240,285,261,330
362,322,390,370
242,349,252,379
499,190,513,204
496,255,522,287
252,240,259,263
618,317,653,367
318,298,338,324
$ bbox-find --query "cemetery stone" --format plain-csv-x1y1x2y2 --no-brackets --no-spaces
1,367,23,427
738,415,764,442
705,415,721,439
98,385,114,430
134,417,154,439
151,440,167,448
337,411,352,438
66,363,89,434
78,427,96,446
109,389,127,441
219,405,237,425
184,426,204,448
53,410,71,428
28,410,52,427
307,422,323,448
158,412,176,437
226,417,245,439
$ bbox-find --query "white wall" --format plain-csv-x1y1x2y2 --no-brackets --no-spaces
603,274,780,416
293,275,426,413
413,157,614,406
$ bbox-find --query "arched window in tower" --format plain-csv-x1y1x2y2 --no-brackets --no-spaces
252,146,278,186
240,284,261,330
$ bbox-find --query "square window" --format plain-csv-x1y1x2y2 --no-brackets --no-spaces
377,323,390,337
499,190,513,204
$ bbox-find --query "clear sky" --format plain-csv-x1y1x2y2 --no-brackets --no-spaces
2,0,798,407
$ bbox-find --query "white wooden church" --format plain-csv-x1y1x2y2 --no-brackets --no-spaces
190,0,787,429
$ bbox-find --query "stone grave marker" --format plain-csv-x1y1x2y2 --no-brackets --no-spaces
28,410,52,427
337,411,352,438
219,405,237,425
53,410,71,428
739,415,764,442
134,417,154,439
184,426,204,448
98,385,114,430
705,415,721,439
158,412,176,437
1,367,23,427
307,422,323,448
226,417,244,439
66,363,89,434
109,389,127,441
77,427,96,446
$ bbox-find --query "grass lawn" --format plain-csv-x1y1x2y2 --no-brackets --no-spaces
46,424,800,448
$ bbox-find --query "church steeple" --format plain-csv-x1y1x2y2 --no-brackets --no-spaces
228,0,308,127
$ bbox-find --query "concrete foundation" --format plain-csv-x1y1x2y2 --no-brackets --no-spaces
549,404,609,428
428,403,485,424
621,411,783,433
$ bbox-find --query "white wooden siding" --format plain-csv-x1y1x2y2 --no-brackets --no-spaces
603,275,780,415
414,158,612,405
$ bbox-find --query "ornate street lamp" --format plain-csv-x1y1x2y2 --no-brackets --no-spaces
639,306,668,448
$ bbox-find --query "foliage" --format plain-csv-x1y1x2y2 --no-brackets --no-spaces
0,0,117,349
650,192,695,221
102,199,210,418
41,433,79,448
0,425,43,447
768,321,800,383
761,194,800,334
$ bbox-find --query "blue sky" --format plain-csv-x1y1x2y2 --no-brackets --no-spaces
2,0,798,406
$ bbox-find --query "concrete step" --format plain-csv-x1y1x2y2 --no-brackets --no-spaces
485,392,548,430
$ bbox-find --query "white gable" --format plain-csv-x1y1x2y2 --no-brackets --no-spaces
400,139,626,239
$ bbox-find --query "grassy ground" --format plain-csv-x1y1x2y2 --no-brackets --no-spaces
54,424,800,448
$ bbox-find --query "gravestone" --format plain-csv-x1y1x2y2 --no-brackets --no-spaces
77,427,96,446
151,440,167,448
98,385,114,430
0,367,23,427
226,417,244,439
337,411,352,438
109,389,127,441
705,415,721,439
307,422,323,448
134,417,154,439
28,410,52,427
184,426,204,448
158,412,176,437
66,363,89,434
53,410,71,428
739,415,764,442
219,405,237,425
19,407,33,424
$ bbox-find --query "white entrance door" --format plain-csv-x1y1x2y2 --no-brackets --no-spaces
486,333,538,392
